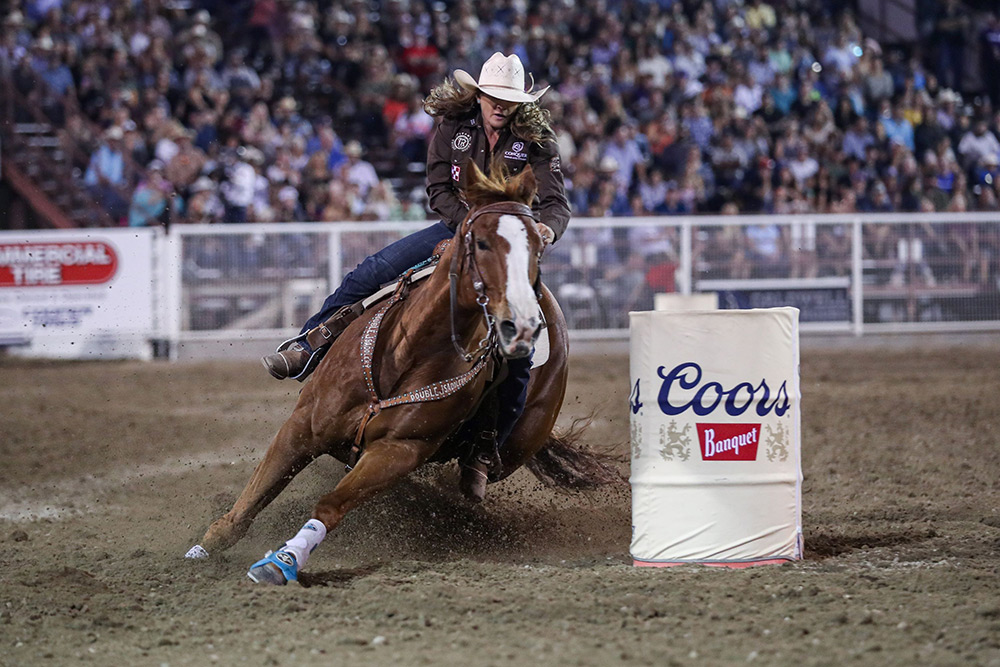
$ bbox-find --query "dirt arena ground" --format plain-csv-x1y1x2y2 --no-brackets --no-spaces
2,340,1000,666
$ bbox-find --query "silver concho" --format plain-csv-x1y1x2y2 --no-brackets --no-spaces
452,132,472,152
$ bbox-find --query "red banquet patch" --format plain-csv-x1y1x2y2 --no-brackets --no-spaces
696,423,760,461
0,242,119,287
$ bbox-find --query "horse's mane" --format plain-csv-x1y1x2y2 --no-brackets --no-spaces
464,161,537,211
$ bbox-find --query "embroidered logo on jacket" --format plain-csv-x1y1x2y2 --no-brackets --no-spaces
451,165,461,182
550,156,561,172
503,150,528,161
452,132,472,151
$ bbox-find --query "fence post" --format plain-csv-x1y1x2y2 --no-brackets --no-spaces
161,227,183,360
679,218,693,296
327,226,342,297
852,217,863,337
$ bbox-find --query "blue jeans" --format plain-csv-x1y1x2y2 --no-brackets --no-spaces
301,221,530,447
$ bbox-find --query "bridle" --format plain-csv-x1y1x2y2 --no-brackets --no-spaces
448,201,540,362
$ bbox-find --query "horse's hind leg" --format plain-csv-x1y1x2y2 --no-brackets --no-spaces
190,408,325,556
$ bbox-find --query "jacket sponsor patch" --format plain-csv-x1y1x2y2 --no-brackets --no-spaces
452,132,472,151
451,164,461,182
550,156,561,172
503,150,528,161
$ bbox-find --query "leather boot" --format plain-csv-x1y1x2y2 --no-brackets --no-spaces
261,342,310,380
459,456,490,503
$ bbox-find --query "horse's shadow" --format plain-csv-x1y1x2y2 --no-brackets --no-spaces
298,564,385,588
804,527,939,559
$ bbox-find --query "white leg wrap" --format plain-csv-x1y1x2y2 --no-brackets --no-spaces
281,519,327,569
185,544,209,559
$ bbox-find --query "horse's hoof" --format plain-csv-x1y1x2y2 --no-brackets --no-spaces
185,544,209,559
247,550,298,585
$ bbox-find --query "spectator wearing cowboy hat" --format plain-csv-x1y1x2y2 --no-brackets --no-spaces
341,140,379,200
260,52,571,502
84,126,129,221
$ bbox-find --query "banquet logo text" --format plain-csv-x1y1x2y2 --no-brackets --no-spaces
696,423,760,461
0,242,118,287
656,362,790,417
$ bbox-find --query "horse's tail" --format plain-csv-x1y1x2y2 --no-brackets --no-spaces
526,417,624,489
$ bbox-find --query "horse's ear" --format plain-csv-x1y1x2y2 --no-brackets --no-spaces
510,164,538,205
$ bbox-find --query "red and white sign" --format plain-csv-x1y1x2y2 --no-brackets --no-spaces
0,241,119,287
0,230,156,359
697,423,760,461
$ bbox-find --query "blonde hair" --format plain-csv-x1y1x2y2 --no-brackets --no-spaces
423,78,555,145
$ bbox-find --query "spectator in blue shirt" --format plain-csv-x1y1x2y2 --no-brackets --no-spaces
843,117,876,160
85,126,128,221
602,119,647,196
35,41,74,97
879,101,915,152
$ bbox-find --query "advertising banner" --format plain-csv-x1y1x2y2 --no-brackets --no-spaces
629,308,803,567
0,229,157,359
718,287,850,323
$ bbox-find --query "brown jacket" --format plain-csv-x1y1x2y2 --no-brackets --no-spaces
425,112,571,240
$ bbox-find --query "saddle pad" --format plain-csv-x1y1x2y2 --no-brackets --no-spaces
361,265,437,310
532,326,550,368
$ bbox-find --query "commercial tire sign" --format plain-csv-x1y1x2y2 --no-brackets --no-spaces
0,230,156,359
0,241,119,287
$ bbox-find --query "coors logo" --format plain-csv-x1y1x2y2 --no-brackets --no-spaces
656,362,790,417
696,423,759,461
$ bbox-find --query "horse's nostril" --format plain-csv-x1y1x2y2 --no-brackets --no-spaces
499,319,518,341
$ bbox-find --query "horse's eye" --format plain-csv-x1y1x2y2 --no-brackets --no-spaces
476,239,490,251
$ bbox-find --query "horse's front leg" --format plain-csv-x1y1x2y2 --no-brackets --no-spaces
245,437,435,585
187,407,328,557
314,438,435,527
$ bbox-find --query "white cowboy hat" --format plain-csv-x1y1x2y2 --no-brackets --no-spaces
454,52,549,104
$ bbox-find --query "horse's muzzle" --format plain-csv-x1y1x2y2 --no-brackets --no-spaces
499,317,542,359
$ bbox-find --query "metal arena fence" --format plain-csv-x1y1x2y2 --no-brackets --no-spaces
162,212,1000,350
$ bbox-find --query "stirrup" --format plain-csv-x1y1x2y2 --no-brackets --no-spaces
247,549,298,585
271,333,326,382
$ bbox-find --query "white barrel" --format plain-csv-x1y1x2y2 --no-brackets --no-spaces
629,308,803,567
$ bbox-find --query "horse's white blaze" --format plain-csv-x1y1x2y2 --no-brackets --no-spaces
497,215,538,325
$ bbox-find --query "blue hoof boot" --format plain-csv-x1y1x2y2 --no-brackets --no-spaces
247,550,298,585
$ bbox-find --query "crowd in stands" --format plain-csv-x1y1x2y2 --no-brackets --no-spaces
3,0,1000,285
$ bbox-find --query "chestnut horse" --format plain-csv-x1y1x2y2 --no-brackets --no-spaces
185,164,612,583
